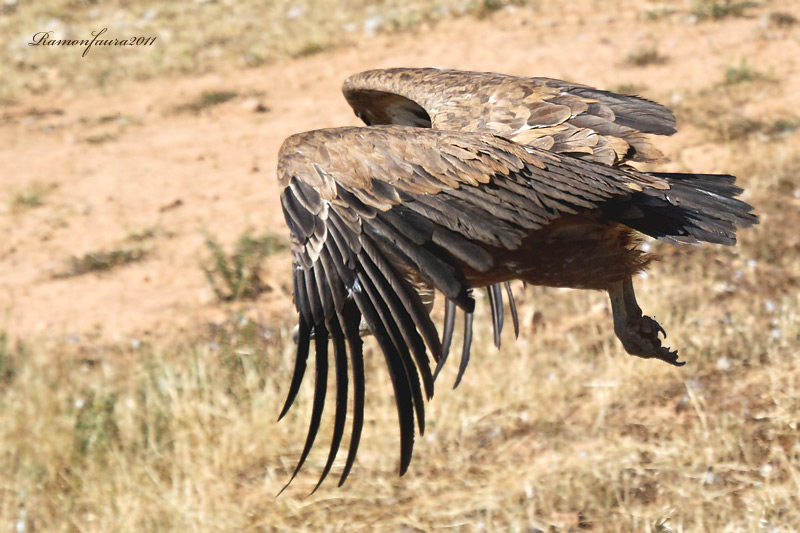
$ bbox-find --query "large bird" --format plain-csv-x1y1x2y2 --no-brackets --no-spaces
277,69,758,491
343,67,683,369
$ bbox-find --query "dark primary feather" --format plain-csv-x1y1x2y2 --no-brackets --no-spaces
278,312,310,421
277,125,757,488
279,323,327,495
505,281,520,338
454,311,474,390
434,298,458,381
488,283,504,349
339,300,364,486
353,254,420,470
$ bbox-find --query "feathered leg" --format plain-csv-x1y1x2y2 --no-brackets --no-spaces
608,277,684,366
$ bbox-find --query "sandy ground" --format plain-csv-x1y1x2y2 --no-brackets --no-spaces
2,0,799,346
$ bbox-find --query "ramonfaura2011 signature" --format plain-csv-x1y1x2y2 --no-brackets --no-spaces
28,28,157,57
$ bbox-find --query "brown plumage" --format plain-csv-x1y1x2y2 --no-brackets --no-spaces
278,69,758,491
343,67,676,166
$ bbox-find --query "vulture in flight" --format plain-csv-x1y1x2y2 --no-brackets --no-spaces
277,68,758,491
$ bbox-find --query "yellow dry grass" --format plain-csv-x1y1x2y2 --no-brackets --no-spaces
2,0,800,531
4,189,800,530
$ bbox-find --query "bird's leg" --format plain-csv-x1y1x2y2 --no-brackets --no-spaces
608,277,684,366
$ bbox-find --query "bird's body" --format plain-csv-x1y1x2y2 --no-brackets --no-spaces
277,69,758,491
464,215,645,289
280,125,657,293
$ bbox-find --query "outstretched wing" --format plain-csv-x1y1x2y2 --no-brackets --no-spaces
278,125,689,489
342,67,676,166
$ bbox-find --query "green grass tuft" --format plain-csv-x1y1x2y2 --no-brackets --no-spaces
174,91,238,114
10,185,48,212
626,46,668,67
724,59,763,85
202,231,288,301
72,390,120,464
292,42,325,58
767,11,797,27
692,0,758,21
0,332,21,387
55,248,147,278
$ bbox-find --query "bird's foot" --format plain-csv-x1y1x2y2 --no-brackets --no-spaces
608,278,684,367
616,313,683,366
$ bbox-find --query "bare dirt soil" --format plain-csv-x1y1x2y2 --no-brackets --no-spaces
3,0,797,347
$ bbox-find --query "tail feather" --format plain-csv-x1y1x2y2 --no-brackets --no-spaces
606,172,758,245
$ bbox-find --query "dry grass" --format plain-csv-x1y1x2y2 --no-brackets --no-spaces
2,137,799,530
0,0,529,103
672,59,794,143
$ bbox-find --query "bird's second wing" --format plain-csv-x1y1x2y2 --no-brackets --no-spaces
343,68,677,165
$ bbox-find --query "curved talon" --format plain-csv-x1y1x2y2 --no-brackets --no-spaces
653,347,683,366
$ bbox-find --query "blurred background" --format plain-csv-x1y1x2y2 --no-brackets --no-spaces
1,0,799,530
